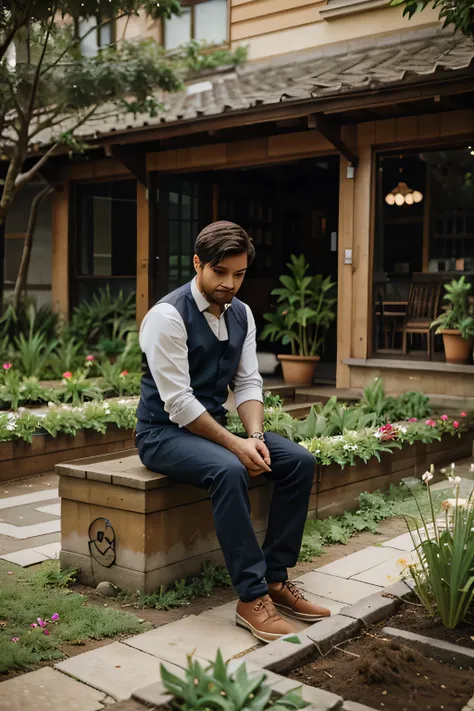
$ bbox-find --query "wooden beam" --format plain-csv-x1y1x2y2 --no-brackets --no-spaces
51,184,69,321
422,167,431,272
308,114,359,167
136,183,150,325
109,146,148,186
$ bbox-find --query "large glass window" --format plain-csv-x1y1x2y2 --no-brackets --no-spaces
73,180,137,304
167,179,200,292
77,17,114,56
373,146,474,357
164,0,227,51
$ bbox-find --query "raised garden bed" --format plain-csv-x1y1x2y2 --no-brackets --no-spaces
240,584,474,711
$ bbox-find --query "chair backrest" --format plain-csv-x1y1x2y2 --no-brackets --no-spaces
406,280,441,321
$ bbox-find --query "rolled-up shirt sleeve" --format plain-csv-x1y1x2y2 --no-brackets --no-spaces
233,305,264,408
139,304,206,427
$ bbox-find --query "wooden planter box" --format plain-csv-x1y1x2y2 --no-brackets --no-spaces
0,426,135,483
56,430,473,593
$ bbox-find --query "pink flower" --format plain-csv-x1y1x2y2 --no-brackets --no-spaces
120,370,128,377
37,618,47,628
453,421,460,429
441,415,448,421
30,623,38,629
460,412,467,418
408,417,418,423
2,363,12,370
62,371,72,380
425,419,437,427
43,629,50,637
7,571,13,575
51,613,59,622
85,355,94,362
11,637,19,643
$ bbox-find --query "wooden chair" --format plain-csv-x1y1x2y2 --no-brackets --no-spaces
401,279,441,359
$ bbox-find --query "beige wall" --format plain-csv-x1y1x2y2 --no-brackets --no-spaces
115,14,162,43
230,0,440,60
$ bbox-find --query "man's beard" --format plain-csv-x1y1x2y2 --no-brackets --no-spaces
207,287,235,306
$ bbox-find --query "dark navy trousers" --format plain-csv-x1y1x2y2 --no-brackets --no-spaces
136,425,315,602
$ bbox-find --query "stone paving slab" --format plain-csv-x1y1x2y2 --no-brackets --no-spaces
0,502,61,526
0,667,107,711
0,489,59,510
55,641,178,702
351,556,410,587
316,546,399,579
296,571,381,604
0,519,60,539
200,598,325,630
35,503,61,516
0,547,49,567
32,541,61,559
380,531,417,551
125,614,260,666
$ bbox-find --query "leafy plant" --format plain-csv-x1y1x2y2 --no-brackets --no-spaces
226,392,297,441
0,301,58,343
401,466,474,629
98,360,141,397
390,0,474,41
161,650,309,711
60,371,103,407
47,335,85,380
174,39,248,74
97,338,126,359
431,276,474,340
69,288,136,345
261,255,336,357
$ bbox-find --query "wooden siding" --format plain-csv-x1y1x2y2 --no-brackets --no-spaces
230,0,439,60
51,184,69,320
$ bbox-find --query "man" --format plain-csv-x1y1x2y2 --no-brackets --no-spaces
136,220,330,643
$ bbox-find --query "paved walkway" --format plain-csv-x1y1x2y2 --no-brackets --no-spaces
0,464,473,710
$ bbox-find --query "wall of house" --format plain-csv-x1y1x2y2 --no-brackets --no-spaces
230,0,440,60
4,185,52,309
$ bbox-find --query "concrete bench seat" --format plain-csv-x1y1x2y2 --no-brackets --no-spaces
57,449,276,593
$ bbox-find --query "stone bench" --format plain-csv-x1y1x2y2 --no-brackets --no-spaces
56,449,276,593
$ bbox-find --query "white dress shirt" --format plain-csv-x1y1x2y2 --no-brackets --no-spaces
139,278,263,427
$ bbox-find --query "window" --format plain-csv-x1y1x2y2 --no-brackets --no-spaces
77,16,114,56
164,0,228,51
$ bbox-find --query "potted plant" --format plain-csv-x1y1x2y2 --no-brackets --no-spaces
260,255,336,386
431,276,474,364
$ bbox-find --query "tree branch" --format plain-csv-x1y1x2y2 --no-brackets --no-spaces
26,7,57,123
15,142,59,190
0,23,18,62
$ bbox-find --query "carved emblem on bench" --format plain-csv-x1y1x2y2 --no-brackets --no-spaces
88,517,116,568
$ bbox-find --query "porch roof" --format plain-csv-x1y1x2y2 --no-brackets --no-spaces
35,31,474,147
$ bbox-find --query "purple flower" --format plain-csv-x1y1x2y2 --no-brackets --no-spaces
51,613,59,622
30,623,38,629
43,629,50,637
11,637,19,643
37,618,47,628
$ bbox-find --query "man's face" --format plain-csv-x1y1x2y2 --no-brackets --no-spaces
194,252,248,308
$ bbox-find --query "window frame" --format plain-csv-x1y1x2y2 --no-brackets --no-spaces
75,16,116,56
162,0,229,52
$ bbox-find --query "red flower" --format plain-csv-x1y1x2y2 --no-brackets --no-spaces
453,421,460,429
378,423,397,441
440,415,448,421
62,371,72,380
119,370,128,377
460,412,467,418
85,355,95,362
2,363,12,370
425,419,437,427
408,417,418,423
43,629,50,636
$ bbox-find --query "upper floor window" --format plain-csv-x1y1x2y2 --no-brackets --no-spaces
164,0,228,51
77,17,115,56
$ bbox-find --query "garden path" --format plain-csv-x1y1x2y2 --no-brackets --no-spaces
0,462,473,711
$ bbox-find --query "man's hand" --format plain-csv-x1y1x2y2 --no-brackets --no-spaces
232,437,271,476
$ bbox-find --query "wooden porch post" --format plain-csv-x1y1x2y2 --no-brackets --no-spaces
51,182,69,320
336,127,356,388
136,182,150,325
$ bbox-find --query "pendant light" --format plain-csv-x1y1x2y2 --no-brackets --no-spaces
385,156,423,206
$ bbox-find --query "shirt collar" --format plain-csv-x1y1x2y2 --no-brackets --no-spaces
191,277,232,314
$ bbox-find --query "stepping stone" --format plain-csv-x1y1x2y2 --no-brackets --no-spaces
32,542,60,559
295,571,380,604
35,503,61,517
0,667,106,711
199,599,316,631
381,532,418,551
0,547,49,567
0,519,60,540
55,641,176,702
0,490,59,510
124,614,259,665
316,546,398,579
351,555,414,586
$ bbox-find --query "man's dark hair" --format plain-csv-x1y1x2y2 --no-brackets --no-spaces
195,221,255,267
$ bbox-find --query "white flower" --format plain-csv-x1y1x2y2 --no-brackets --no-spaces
422,471,433,483
374,431,382,439
17,407,25,413
47,401,56,408
6,423,15,431
442,498,468,511
343,444,350,450
399,426,407,434
315,449,321,454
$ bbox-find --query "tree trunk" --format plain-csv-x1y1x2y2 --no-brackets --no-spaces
0,218,5,315
12,185,54,310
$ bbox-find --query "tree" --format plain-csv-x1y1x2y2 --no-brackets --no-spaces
390,0,474,39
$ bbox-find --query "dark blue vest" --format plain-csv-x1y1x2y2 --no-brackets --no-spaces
136,282,248,427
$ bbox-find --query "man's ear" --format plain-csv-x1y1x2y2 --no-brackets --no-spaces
193,255,201,273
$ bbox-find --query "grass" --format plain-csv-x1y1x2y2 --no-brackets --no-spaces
0,560,151,675
120,561,232,610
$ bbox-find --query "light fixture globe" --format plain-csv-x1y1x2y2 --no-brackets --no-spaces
413,190,423,203
395,193,405,206
385,193,395,206
404,192,414,205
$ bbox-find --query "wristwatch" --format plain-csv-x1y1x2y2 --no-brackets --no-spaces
250,432,265,442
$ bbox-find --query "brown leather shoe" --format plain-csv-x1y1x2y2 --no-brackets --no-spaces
236,594,298,643
268,581,331,622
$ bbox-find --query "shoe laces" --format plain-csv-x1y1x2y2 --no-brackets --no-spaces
253,596,278,616
283,580,307,601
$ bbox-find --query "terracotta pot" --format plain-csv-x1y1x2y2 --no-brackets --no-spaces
278,354,320,386
439,329,473,365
